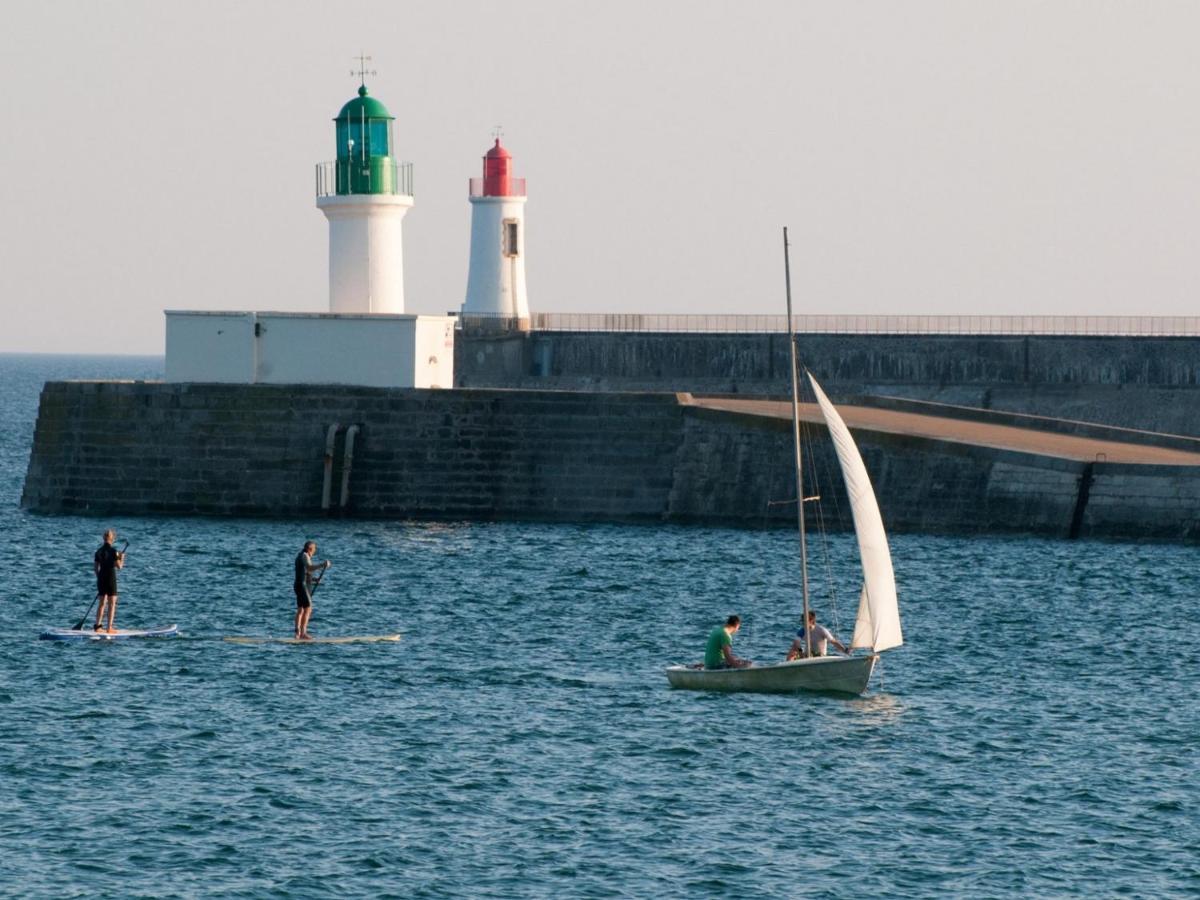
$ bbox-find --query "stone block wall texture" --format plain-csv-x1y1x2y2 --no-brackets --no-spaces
21,382,685,521
22,381,1200,541
456,333,1200,435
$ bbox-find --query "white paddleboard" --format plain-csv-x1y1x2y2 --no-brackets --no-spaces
40,624,179,642
223,634,402,645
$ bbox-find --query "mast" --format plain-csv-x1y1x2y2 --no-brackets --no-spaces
782,227,812,657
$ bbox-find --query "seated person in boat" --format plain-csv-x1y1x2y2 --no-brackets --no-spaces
786,610,849,660
704,615,752,669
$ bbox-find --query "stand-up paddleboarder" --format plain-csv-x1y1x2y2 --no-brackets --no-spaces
294,541,331,640
93,529,125,633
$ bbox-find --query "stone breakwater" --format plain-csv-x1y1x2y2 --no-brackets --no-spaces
21,380,1200,541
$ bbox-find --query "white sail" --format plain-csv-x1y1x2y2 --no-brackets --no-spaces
807,374,903,652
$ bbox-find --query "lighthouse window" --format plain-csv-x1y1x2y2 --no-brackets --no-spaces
369,120,390,156
504,221,520,257
337,120,367,160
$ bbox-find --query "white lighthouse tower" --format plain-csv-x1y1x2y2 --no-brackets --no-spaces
316,83,414,313
462,139,529,328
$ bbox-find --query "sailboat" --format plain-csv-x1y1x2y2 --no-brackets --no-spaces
664,228,903,695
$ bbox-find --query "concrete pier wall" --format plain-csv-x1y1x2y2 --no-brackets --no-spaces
456,333,1200,434
21,381,1200,541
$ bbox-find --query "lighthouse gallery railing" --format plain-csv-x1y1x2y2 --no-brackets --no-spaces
468,177,527,198
316,160,413,198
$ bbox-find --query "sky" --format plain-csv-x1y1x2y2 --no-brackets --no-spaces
1,0,1198,354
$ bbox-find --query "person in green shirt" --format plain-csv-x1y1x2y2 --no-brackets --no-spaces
704,615,751,669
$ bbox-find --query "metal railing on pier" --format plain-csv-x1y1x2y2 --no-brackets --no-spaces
455,312,1200,337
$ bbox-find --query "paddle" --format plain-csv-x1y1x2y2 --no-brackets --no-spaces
73,540,128,630
72,597,99,632
309,561,331,598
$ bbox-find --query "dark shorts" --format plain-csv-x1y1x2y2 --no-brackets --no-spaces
97,574,118,596
294,584,311,609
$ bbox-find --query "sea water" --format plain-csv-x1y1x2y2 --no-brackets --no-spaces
0,355,1196,898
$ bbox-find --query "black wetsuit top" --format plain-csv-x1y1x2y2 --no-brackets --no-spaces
294,552,308,590
95,542,119,595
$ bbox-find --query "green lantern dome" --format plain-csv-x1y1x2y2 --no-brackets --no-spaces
332,85,398,195
336,84,394,122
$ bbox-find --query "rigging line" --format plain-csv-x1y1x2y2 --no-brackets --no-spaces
791,358,832,622
807,417,839,587
810,417,846,636
800,393,842,635
817,521,842,635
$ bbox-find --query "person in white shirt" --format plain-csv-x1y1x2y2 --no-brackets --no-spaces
786,610,849,659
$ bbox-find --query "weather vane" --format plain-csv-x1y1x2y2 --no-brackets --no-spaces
351,53,377,87
493,125,504,141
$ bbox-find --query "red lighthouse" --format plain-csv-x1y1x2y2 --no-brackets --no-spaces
463,138,529,326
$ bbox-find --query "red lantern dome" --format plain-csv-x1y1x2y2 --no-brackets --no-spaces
482,139,513,196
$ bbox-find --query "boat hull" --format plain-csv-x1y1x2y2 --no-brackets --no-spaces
665,654,877,695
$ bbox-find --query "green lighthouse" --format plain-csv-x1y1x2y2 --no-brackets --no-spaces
319,84,413,196
316,74,415,314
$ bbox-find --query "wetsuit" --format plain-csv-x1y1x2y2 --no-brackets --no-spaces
95,542,120,596
294,551,312,609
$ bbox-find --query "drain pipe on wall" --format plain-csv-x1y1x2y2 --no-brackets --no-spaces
321,424,341,512
339,425,360,510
